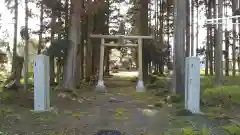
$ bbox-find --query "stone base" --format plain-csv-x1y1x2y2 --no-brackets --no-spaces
31,107,53,113
136,80,145,92
95,80,106,92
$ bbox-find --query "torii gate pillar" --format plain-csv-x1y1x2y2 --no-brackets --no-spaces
136,38,145,92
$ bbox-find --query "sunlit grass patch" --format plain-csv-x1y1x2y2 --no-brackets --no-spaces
162,126,211,135
35,116,55,122
71,113,81,119
221,124,240,134
0,91,10,101
115,108,131,120
20,77,34,87
169,118,196,128
181,127,211,135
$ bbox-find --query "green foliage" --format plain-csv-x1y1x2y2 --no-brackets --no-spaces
162,127,212,135
202,85,240,108
146,77,168,89
20,77,34,88
0,91,10,101
221,124,240,134
71,113,81,119
129,77,138,82
182,128,198,135
200,77,214,92
182,127,211,135
168,95,184,103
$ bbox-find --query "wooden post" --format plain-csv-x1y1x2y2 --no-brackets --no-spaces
95,38,106,92
136,38,145,92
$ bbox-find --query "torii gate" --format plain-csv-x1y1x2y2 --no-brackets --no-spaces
89,34,153,92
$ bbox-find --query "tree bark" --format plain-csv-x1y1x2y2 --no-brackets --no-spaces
140,0,149,83
63,0,81,89
190,0,194,56
173,0,186,94
196,0,199,56
224,30,229,76
50,8,57,84
186,0,190,57
215,0,223,86
38,1,43,54
232,0,237,76
24,0,29,92
85,8,93,81
12,0,18,72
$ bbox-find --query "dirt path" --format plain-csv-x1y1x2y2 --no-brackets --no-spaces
0,89,170,135
0,74,233,135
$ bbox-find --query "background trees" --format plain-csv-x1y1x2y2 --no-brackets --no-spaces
0,0,240,90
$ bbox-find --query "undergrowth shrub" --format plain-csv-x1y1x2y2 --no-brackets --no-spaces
129,77,138,82
146,78,169,89
200,77,213,92
202,85,240,108
221,124,240,135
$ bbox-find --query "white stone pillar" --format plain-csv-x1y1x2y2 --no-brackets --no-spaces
33,55,50,112
185,57,200,114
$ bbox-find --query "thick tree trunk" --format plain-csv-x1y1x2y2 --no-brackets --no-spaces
85,13,93,81
3,56,24,88
75,0,84,87
238,0,240,74
24,0,29,92
63,0,81,89
215,0,223,86
104,48,110,75
185,0,190,57
38,1,43,54
232,0,237,76
209,0,214,76
50,9,57,84
205,2,212,76
80,23,85,80
173,0,186,93
64,0,69,39
212,0,217,74
205,27,209,76
12,0,18,72
196,0,199,56
190,0,194,56
225,30,229,76
140,0,149,83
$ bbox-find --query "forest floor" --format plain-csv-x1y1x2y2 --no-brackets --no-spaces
0,72,237,135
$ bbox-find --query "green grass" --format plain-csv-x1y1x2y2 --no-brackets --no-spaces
221,124,240,134
20,77,34,88
202,85,240,107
